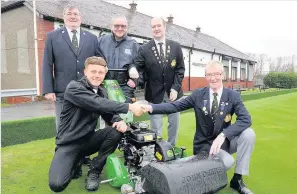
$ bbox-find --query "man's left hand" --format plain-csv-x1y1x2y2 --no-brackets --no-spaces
127,79,136,88
209,133,226,156
112,121,127,133
169,89,178,101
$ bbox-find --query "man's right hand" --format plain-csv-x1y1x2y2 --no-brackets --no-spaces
129,103,146,116
44,93,56,102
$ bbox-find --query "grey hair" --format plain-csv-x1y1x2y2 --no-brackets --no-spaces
63,4,81,15
205,60,224,73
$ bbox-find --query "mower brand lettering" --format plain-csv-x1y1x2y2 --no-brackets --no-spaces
181,167,224,192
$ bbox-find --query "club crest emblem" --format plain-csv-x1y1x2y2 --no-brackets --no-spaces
171,59,176,67
224,114,232,122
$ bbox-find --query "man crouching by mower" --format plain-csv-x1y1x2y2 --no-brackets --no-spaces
48,56,144,192
143,60,256,194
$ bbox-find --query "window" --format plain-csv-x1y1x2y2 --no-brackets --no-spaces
1,34,7,73
240,68,246,80
17,29,30,73
223,66,228,80
231,67,237,81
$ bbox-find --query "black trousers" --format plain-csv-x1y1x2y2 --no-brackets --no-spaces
48,127,122,192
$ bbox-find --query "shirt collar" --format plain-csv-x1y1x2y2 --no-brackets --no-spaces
154,37,166,46
65,26,80,35
112,32,127,42
209,86,223,98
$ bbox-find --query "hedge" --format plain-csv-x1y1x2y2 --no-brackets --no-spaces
1,114,150,147
264,72,297,88
2,88,297,147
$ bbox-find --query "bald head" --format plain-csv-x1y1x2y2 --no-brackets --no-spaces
111,15,128,40
151,17,166,40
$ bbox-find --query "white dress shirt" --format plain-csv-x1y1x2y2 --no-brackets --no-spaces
66,26,80,47
209,87,223,110
154,38,166,56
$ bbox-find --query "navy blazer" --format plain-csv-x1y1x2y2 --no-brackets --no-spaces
42,27,102,95
132,39,185,104
151,87,252,153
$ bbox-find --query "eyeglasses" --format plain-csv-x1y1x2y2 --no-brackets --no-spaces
113,24,127,29
205,72,222,77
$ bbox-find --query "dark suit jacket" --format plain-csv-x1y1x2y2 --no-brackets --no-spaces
132,39,185,104
42,27,102,95
151,87,252,154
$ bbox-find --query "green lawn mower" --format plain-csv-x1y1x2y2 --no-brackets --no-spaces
102,70,228,194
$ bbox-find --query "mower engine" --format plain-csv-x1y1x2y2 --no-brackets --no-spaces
119,122,157,169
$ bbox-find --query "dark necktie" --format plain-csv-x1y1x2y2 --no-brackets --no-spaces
158,42,165,63
71,30,78,54
211,93,219,122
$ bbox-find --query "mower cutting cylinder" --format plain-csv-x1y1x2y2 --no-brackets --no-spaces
139,154,228,194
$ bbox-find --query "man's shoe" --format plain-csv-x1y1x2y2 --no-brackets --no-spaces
230,178,254,194
82,157,92,166
85,171,100,191
72,160,82,179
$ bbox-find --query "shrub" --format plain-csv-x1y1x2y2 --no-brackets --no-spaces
264,72,297,88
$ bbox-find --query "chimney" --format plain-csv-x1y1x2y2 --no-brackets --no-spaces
167,15,174,24
196,26,201,33
129,1,137,13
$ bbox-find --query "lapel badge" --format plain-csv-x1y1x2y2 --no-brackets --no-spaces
62,30,65,33
205,111,208,115
220,111,223,115
202,107,206,111
159,61,161,64
152,47,155,51
171,59,176,67
155,54,157,56
226,102,228,105
157,57,159,60
224,114,232,122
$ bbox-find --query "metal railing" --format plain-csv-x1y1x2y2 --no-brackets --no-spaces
1,88,37,101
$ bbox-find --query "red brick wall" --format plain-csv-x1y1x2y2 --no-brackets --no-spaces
36,17,54,95
182,77,254,91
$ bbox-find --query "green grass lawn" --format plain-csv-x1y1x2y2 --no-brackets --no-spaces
2,92,297,194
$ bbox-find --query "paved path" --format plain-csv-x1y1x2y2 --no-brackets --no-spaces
1,101,56,122
1,95,145,122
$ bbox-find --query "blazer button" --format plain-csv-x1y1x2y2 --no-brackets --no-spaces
77,60,79,63
77,72,79,75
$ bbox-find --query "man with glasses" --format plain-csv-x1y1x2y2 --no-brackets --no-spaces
143,60,255,194
42,4,102,168
97,15,140,103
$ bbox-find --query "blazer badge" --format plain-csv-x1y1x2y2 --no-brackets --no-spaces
224,114,232,122
171,59,176,67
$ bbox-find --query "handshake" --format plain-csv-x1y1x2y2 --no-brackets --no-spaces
128,103,153,116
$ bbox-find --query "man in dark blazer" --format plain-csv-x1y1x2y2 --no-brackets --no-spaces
132,17,185,146
144,60,255,194
42,4,102,165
